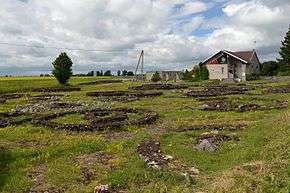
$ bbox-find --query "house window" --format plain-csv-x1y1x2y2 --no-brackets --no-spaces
221,67,224,74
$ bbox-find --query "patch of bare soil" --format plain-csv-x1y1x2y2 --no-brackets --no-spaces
185,85,253,97
129,83,188,90
78,79,122,86
196,131,240,152
137,139,200,180
263,85,290,94
32,87,81,93
25,164,64,193
200,99,287,112
76,151,113,184
32,108,159,131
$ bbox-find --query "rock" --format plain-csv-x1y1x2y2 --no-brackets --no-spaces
189,167,200,175
196,139,217,152
94,185,109,193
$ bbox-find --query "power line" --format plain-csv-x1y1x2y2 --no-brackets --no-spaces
0,42,136,53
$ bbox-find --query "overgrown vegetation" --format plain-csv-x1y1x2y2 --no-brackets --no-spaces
0,75,290,193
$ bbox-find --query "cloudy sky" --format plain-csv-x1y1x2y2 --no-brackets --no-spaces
0,0,289,75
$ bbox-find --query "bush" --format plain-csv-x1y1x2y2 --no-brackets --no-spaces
246,73,260,81
52,52,73,85
151,72,162,82
260,61,278,76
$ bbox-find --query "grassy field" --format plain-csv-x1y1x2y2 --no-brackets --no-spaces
0,76,289,193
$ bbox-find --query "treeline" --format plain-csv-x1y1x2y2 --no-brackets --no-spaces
71,70,135,77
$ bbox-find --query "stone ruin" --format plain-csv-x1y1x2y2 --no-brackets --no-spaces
200,99,287,112
196,131,240,152
185,85,253,97
129,83,188,90
32,108,159,131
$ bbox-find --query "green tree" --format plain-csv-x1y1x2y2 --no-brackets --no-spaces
260,61,278,76
122,70,128,76
104,70,112,76
117,70,121,76
193,64,209,81
127,71,134,76
182,69,194,81
52,52,73,85
151,71,162,82
278,26,290,75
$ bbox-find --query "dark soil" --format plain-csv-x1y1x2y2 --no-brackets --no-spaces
32,108,159,131
0,112,32,128
200,99,287,112
29,94,64,102
129,83,188,90
196,132,240,152
263,85,290,94
185,85,253,97
78,79,122,86
0,94,25,104
175,123,247,132
32,87,81,93
137,139,170,169
86,90,163,98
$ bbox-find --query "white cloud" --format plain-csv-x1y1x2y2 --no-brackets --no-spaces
0,0,289,74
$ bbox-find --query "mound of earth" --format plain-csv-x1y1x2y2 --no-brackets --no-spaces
32,108,159,131
196,131,240,152
185,85,253,97
200,99,287,112
86,90,163,98
78,79,122,86
137,139,172,169
175,123,247,132
0,93,25,104
0,111,32,128
129,83,188,90
32,87,81,92
263,85,290,94
29,94,64,102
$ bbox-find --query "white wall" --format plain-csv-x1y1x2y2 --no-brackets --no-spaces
206,64,228,80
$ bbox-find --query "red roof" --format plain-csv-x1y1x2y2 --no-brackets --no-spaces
226,50,255,63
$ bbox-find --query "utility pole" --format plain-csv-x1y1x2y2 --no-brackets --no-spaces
135,50,144,81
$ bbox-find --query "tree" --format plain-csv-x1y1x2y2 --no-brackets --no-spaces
278,26,290,75
260,61,278,76
151,71,162,82
127,71,134,76
117,70,121,76
122,70,128,76
193,64,209,81
52,52,73,85
104,70,112,76
182,69,194,81
86,71,94,76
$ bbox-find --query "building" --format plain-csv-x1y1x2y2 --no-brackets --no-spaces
200,50,260,81
145,71,182,82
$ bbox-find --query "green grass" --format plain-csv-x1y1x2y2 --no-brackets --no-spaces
0,76,289,193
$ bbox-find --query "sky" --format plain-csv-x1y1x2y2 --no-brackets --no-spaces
0,0,290,75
